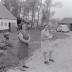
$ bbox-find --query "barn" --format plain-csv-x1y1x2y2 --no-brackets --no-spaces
58,18,72,31
0,3,17,32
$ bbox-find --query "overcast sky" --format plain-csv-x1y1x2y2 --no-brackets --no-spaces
0,0,72,19
54,0,72,19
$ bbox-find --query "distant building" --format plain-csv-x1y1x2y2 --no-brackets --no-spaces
58,18,72,31
0,3,17,32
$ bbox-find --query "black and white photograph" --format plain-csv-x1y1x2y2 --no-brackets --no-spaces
0,0,71,72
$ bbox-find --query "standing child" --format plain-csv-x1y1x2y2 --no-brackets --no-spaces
17,24,30,71
41,26,54,64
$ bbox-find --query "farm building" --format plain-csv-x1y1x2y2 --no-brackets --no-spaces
0,3,17,32
58,18,72,31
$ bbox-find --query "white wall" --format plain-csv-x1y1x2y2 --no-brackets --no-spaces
0,19,17,30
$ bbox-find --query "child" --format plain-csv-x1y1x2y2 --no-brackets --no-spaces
17,24,30,71
41,26,54,64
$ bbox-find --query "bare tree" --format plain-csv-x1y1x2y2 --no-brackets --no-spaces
41,0,62,27
20,0,40,28
41,0,51,26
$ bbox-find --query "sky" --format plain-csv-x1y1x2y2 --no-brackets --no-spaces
42,0,72,19
54,0,72,19
0,0,72,19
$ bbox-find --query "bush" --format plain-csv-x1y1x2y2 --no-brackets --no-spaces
0,48,19,71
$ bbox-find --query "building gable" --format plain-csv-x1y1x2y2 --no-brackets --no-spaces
0,3,17,20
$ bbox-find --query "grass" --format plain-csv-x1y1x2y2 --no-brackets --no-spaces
0,30,70,70
0,30,41,70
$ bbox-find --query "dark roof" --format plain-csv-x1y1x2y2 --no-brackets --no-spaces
0,3,17,20
59,18,72,24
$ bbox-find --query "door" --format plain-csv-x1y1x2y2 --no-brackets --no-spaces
70,24,72,31
9,22,11,32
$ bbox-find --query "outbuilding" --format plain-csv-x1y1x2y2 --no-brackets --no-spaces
58,18,72,32
0,3,17,32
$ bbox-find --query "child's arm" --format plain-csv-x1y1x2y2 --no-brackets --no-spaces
18,33,30,43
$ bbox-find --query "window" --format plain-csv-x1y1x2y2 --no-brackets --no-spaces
12,23,15,25
11,22,16,26
1,22,3,27
5,22,7,26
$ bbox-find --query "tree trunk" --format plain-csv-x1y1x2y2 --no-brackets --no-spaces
28,10,30,20
37,9,40,27
31,8,35,28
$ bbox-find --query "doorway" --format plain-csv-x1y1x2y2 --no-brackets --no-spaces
69,24,72,31
9,22,11,32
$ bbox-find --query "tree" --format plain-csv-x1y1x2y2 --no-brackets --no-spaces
15,0,43,28
20,0,41,28
41,0,62,26
36,0,42,26
41,0,51,26
27,0,39,27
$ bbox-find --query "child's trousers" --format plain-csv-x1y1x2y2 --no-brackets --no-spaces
41,40,53,62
